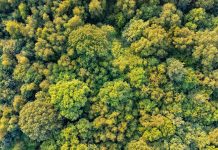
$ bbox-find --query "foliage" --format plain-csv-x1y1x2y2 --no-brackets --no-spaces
49,79,90,121
0,0,217,149
18,101,62,141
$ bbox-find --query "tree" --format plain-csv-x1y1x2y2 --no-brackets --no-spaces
127,140,152,150
90,80,137,145
185,8,209,30
122,19,149,43
55,0,73,16
49,79,90,121
4,21,25,38
123,19,169,59
193,27,218,72
18,101,62,141
18,3,28,20
0,106,17,141
208,128,218,146
0,65,16,104
67,24,116,90
68,24,112,64
166,58,185,82
89,0,105,19
140,114,176,141
113,53,144,73
0,39,19,68
127,67,147,88
0,0,12,13
195,0,215,10
0,0,218,149
168,137,188,150
40,139,58,150
65,15,84,30
57,118,95,150
20,83,38,99
113,0,136,28
172,27,195,52
158,3,182,29
12,95,25,112
162,0,192,10
136,0,161,20
34,20,67,61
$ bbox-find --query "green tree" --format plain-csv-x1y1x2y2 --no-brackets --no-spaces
18,3,28,19
172,27,195,52
185,8,209,30
122,19,149,43
127,67,147,88
18,101,62,141
90,80,137,145
113,0,136,28
4,21,25,38
57,119,94,150
162,0,192,10
0,106,17,141
68,24,112,64
193,27,218,72
158,3,182,29
89,0,106,19
195,0,216,10
49,79,90,121
0,0,218,149
127,140,152,150
140,114,176,141
167,58,185,82
136,0,161,20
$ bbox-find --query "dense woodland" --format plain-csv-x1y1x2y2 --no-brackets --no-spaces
0,0,218,149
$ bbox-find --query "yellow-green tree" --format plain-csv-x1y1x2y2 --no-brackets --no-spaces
49,79,90,121
19,101,62,141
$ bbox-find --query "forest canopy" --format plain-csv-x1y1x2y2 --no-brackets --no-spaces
0,0,218,149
